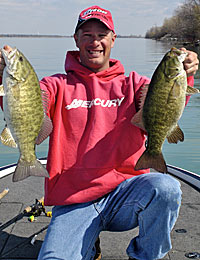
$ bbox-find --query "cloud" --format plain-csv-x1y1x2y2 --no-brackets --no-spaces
0,0,184,36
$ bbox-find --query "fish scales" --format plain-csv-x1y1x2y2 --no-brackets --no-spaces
0,47,53,182
131,47,199,173
5,71,43,154
144,74,186,152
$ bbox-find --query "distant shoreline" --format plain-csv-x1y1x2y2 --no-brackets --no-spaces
0,34,72,38
0,34,143,39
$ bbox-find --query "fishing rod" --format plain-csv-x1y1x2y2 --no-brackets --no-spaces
0,197,51,232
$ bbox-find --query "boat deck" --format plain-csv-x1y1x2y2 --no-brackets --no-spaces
0,172,200,260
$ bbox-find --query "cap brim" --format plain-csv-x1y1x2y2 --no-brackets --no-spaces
75,18,113,33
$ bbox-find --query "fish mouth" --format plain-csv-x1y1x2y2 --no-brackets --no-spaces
178,52,188,63
171,47,188,63
1,47,17,66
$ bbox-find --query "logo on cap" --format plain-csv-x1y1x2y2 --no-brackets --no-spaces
82,8,107,17
75,5,115,33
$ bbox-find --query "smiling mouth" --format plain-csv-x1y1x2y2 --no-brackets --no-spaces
88,50,103,56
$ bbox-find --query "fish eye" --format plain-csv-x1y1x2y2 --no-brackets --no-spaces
19,56,23,62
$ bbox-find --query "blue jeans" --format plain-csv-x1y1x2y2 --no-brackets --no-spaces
38,173,182,260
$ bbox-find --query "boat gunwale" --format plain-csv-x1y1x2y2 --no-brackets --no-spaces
0,159,200,192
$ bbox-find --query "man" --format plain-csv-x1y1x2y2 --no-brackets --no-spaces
0,6,199,260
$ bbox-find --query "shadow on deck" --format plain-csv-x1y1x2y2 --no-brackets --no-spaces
0,173,199,260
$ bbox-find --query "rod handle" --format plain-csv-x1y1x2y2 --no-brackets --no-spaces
0,188,9,200
24,197,44,213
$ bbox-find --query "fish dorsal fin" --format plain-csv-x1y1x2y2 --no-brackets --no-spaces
0,126,18,148
41,90,49,114
131,84,149,131
138,84,149,109
0,85,5,96
186,85,199,96
131,108,146,132
35,114,53,145
167,124,184,144
35,89,53,145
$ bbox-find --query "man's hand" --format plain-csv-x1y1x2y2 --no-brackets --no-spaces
0,49,6,77
0,45,12,77
180,47,199,77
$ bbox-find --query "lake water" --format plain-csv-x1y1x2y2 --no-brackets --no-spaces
0,37,200,174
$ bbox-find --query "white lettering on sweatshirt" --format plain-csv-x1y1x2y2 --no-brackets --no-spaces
65,97,125,110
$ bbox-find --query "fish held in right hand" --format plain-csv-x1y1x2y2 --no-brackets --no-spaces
0,47,53,182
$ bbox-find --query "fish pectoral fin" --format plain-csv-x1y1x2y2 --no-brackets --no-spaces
186,85,199,96
171,81,182,98
11,84,21,100
0,127,18,148
35,114,53,145
131,108,146,132
167,124,184,144
0,84,5,96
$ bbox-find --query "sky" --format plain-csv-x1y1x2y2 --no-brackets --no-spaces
0,0,185,36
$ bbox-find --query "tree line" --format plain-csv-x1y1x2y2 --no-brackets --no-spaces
145,0,200,43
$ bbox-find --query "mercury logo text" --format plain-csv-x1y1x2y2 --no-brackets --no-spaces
66,97,125,110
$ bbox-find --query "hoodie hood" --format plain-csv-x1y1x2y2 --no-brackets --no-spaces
65,51,125,81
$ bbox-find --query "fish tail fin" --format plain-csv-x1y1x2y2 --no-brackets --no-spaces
13,159,49,182
135,150,167,173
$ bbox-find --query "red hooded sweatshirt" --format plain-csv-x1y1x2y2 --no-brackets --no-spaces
39,51,150,205
0,51,194,206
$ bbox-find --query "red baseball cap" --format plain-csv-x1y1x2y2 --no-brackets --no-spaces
75,6,115,33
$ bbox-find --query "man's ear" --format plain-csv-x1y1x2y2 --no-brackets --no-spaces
74,33,79,48
111,33,117,48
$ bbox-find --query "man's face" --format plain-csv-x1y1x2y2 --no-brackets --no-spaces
74,19,116,73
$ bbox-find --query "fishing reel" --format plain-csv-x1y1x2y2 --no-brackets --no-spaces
25,198,52,222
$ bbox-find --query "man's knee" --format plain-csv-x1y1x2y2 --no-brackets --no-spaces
148,173,182,207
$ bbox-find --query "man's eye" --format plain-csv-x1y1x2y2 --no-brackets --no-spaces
99,34,106,37
83,34,91,37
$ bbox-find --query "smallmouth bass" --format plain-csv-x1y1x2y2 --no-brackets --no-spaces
0,47,53,182
131,47,199,173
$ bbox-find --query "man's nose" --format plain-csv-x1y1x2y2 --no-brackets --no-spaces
90,35,101,44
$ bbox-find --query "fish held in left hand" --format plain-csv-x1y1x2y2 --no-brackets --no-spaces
131,47,199,173
0,47,53,182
